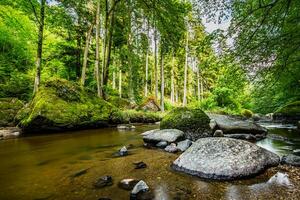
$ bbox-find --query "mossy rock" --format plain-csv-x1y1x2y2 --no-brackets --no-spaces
106,96,134,110
160,107,212,141
110,110,161,124
274,101,300,122
16,78,114,133
0,98,24,127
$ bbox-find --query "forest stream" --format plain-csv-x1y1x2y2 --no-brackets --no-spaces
0,124,299,200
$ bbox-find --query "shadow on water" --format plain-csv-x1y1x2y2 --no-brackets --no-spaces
0,124,299,199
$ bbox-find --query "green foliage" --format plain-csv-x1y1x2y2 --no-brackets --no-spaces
110,109,161,124
275,101,300,116
0,98,24,126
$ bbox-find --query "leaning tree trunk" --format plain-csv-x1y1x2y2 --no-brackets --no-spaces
94,0,101,97
183,30,189,106
160,50,164,112
80,24,93,87
33,0,46,95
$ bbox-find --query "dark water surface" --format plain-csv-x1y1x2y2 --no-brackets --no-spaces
0,124,299,200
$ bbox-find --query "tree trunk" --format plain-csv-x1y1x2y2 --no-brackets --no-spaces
80,24,93,87
94,0,101,97
154,27,158,99
183,30,189,106
33,0,46,95
200,78,204,101
160,50,164,112
171,52,175,103
112,70,116,89
102,4,115,99
119,69,122,98
197,69,200,101
144,20,149,97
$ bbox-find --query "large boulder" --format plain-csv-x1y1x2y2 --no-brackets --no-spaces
142,129,184,144
273,101,300,122
16,79,114,133
208,114,267,135
160,107,211,141
139,97,160,112
0,98,23,127
172,137,280,180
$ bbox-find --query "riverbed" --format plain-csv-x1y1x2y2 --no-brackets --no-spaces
0,124,299,200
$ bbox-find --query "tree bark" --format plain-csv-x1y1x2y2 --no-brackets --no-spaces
160,50,164,112
183,29,189,106
144,20,149,97
197,69,200,101
94,0,101,97
33,0,46,95
102,2,115,99
80,24,93,87
154,26,158,99
119,69,122,98
171,52,175,103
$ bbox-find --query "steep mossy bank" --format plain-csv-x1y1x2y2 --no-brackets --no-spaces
273,101,300,122
16,79,161,133
16,79,114,132
0,98,24,126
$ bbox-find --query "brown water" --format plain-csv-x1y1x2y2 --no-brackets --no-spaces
0,124,299,200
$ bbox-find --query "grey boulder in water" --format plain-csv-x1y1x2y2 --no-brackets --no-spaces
172,137,280,180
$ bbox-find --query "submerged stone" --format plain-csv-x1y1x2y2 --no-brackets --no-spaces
119,146,128,156
118,179,140,190
131,180,149,195
133,161,147,169
94,175,113,188
172,138,280,180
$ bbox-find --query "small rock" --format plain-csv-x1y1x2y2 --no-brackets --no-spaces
0,127,21,140
117,124,136,130
164,143,178,153
209,119,217,130
213,130,224,137
94,176,113,188
98,198,111,200
156,141,168,148
281,154,300,166
119,146,128,156
267,172,293,187
131,180,149,195
118,179,140,190
293,149,300,155
133,161,147,169
177,139,192,151
224,133,256,141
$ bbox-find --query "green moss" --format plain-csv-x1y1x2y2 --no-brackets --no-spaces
106,96,133,110
110,109,161,124
275,101,300,116
160,107,211,140
0,98,24,126
16,79,114,132
241,109,253,118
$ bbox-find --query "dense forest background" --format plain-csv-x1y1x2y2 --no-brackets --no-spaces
0,0,299,115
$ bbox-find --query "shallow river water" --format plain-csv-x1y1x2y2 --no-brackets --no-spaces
0,124,299,200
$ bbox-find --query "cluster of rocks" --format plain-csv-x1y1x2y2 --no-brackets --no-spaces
94,174,152,199
142,129,192,153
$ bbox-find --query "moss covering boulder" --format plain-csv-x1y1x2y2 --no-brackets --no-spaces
0,98,24,127
110,109,161,124
16,79,115,133
273,101,300,122
160,107,211,141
